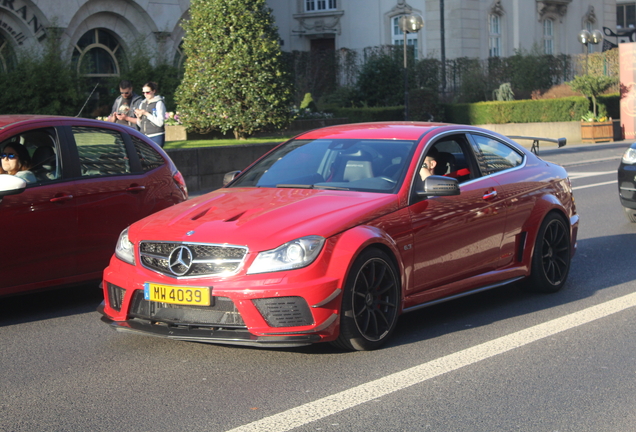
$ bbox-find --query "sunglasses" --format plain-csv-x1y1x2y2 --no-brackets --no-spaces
120,91,131,95
142,91,153,94
1,153,17,159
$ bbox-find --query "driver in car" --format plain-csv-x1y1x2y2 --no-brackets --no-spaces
419,147,438,182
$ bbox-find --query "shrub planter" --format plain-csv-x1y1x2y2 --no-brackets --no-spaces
580,121,613,143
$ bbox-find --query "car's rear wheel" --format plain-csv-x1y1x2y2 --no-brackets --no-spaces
525,213,571,293
623,207,636,223
332,248,400,351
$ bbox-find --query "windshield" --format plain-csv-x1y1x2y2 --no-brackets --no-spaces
230,138,417,193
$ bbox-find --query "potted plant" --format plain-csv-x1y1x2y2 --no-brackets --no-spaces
579,111,613,143
164,112,187,141
568,74,617,143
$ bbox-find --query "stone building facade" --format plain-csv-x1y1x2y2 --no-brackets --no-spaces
0,0,620,75
271,0,618,59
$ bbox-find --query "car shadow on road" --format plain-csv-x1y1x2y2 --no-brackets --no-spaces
0,282,103,327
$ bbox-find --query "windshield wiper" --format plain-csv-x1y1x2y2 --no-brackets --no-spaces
275,184,350,191
276,184,313,189
313,185,349,190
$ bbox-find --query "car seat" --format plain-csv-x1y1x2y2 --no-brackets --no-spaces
30,145,57,181
434,152,456,176
333,149,374,182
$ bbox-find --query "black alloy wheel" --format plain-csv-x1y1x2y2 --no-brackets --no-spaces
526,213,571,293
333,248,400,351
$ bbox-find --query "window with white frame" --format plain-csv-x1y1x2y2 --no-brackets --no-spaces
392,16,419,60
489,14,502,57
543,19,554,55
72,28,125,77
305,0,337,12
617,3,636,29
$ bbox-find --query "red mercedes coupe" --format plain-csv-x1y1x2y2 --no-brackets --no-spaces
99,122,578,350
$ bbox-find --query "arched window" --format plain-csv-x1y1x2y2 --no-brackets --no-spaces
72,29,125,77
543,19,554,55
489,14,501,57
392,15,420,60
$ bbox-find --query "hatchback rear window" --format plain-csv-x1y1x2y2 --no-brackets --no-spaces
131,135,164,172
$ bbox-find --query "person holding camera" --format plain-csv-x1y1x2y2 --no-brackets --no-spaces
107,80,142,128
131,82,166,148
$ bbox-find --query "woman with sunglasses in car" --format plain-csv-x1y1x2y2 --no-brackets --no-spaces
1,142,36,183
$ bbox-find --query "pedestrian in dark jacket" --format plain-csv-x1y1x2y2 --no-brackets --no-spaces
107,80,142,128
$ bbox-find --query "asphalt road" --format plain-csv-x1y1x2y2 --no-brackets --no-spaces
1,141,635,432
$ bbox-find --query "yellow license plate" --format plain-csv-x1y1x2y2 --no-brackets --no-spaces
144,283,211,306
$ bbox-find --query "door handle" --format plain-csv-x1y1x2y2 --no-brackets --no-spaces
483,190,497,200
126,185,146,192
50,194,74,203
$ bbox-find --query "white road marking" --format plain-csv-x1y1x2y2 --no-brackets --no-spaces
227,292,636,432
572,180,617,190
567,170,615,179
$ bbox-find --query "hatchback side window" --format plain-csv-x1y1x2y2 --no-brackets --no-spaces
131,135,165,172
471,134,523,176
72,127,130,176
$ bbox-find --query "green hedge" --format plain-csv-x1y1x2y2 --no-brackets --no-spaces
320,95,622,126
327,106,404,123
445,97,590,125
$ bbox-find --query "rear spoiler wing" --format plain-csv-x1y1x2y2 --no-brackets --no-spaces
507,136,566,155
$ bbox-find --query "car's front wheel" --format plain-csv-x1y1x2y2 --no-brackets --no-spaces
332,248,400,351
525,212,571,293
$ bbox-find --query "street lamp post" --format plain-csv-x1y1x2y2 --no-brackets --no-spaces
578,29,603,75
399,14,424,121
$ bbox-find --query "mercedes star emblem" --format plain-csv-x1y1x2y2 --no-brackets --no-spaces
168,245,193,276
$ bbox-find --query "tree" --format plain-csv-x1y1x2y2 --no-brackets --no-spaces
568,74,617,119
176,0,293,139
0,32,88,116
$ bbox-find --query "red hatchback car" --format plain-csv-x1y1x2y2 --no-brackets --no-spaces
0,115,187,297
99,122,578,351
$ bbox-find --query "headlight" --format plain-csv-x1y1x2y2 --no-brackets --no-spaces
247,236,325,274
622,147,636,164
115,227,135,265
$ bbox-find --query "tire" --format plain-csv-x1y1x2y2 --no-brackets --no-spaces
525,213,571,293
624,207,636,223
332,248,400,351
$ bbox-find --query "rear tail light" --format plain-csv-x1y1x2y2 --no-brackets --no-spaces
172,170,188,198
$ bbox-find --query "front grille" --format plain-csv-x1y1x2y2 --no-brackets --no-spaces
252,297,314,327
129,291,246,327
139,241,248,278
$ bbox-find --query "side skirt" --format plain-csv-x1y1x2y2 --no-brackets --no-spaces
402,276,524,314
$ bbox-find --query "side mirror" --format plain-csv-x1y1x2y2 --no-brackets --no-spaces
0,174,27,199
416,175,460,197
223,170,241,187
